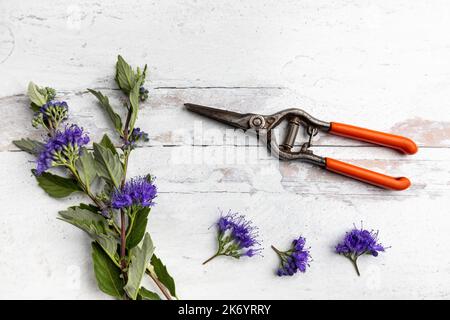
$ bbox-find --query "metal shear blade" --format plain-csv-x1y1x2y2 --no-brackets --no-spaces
184,103,254,131
184,103,327,165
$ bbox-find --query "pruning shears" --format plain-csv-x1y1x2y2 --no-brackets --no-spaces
185,103,418,190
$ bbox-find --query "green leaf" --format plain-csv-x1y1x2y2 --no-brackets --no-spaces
138,287,161,300
93,143,123,188
75,148,97,189
141,65,148,85
58,206,118,259
33,170,82,198
124,233,154,300
27,82,47,107
88,89,123,133
77,202,100,213
128,83,140,131
99,134,117,155
126,207,150,249
135,65,147,88
115,55,135,93
29,103,41,112
150,254,176,298
91,242,124,299
12,138,44,155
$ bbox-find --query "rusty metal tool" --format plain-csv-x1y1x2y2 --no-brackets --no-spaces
185,103,418,190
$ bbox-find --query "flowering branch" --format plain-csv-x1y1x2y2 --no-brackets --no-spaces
335,225,387,277
13,55,177,300
203,210,262,265
271,237,311,277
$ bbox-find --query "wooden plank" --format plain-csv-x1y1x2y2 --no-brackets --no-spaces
1,88,449,150
3,146,449,198
1,150,449,299
2,0,450,95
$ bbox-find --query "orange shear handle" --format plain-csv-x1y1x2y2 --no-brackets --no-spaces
326,158,410,190
330,122,418,155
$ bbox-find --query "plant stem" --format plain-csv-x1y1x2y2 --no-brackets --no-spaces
123,101,133,140
202,252,220,265
146,269,172,300
271,245,282,255
125,214,135,239
118,197,129,299
118,107,132,284
117,153,130,276
110,220,121,235
350,257,361,276
120,101,132,187
120,210,127,272
48,120,54,135
68,165,104,209
121,151,129,188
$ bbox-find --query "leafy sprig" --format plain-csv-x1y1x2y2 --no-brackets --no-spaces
13,55,176,300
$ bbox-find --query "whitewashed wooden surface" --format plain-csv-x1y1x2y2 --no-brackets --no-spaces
1,0,450,299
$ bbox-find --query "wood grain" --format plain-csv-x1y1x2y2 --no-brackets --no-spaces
2,88,449,150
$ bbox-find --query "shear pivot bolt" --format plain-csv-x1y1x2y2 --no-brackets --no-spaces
250,116,265,128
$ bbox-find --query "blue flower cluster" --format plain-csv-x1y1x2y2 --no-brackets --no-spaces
217,211,262,258
273,236,311,277
335,226,386,276
36,124,90,175
123,127,149,150
39,101,68,119
111,176,157,209
335,228,385,257
204,211,262,264
139,86,149,101
32,101,69,129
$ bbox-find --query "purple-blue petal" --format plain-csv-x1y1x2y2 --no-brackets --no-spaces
276,236,311,277
35,124,89,175
110,176,157,210
335,226,386,258
216,211,261,256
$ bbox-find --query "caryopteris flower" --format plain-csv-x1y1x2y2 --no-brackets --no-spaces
36,124,89,175
203,211,262,265
139,86,149,101
32,101,69,129
122,127,149,150
111,175,157,209
335,225,386,276
272,236,311,276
